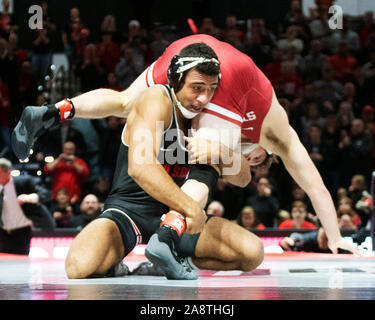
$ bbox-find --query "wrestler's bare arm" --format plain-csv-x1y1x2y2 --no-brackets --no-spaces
125,87,206,234
259,91,360,255
185,136,251,187
71,68,149,119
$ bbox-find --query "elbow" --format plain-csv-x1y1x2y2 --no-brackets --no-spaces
238,178,251,188
128,164,142,181
236,176,251,188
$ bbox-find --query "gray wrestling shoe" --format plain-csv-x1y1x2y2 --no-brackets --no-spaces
145,233,198,280
11,106,59,160
130,261,165,276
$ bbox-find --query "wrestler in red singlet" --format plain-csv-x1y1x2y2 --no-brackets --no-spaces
145,34,273,144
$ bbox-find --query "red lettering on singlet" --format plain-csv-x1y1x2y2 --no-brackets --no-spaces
162,164,171,173
163,164,189,178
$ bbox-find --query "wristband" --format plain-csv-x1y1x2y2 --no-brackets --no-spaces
55,98,75,121
160,211,186,236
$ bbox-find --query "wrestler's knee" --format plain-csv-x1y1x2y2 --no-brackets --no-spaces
65,219,121,279
240,236,264,272
65,252,87,279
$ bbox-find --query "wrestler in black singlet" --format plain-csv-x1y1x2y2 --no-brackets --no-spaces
101,85,190,254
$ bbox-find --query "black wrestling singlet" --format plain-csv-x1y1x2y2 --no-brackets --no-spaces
104,85,190,239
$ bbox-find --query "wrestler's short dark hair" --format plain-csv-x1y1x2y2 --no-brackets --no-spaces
168,42,221,92
179,43,220,77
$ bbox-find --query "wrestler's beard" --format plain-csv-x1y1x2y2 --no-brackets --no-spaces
171,88,200,119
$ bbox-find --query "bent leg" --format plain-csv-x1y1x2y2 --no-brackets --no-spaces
193,217,264,271
65,218,125,279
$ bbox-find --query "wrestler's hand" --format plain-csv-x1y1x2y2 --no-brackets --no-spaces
184,136,221,165
328,237,363,256
183,204,207,234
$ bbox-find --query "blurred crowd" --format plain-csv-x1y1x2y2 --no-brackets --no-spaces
0,0,374,236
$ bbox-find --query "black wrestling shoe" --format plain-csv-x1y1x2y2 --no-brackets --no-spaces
130,261,165,276
11,106,59,160
145,233,198,280
105,261,130,277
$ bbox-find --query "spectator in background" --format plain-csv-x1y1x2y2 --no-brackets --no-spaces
361,105,375,136
40,1,58,52
199,17,221,39
244,31,271,69
236,206,265,230
96,31,120,73
326,40,358,84
99,116,122,183
62,7,89,70
92,176,110,205
44,141,89,203
362,49,375,80
100,14,120,44
248,18,277,56
0,76,11,158
320,114,341,195
18,60,38,112
300,39,327,83
68,194,101,229
330,16,360,56
277,209,291,227
115,45,143,89
277,25,304,55
49,188,76,228
149,27,170,61
245,177,279,227
206,200,224,218
279,60,303,100
313,63,343,107
263,48,283,86
77,43,107,92
347,174,372,227
0,158,33,254
105,72,123,91
219,15,245,50
289,183,315,221
305,124,325,174
342,82,360,116
288,84,317,137
279,200,316,230
301,102,326,141
31,28,52,84
123,19,146,69
35,120,87,159
308,4,331,40
338,119,373,187
359,11,375,50
0,0,17,40
0,37,19,123
336,196,361,230
338,212,357,231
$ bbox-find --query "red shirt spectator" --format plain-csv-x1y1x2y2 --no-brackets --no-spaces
279,200,316,230
236,206,266,230
44,141,89,202
326,41,357,84
96,32,120,73
279,219,316,230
